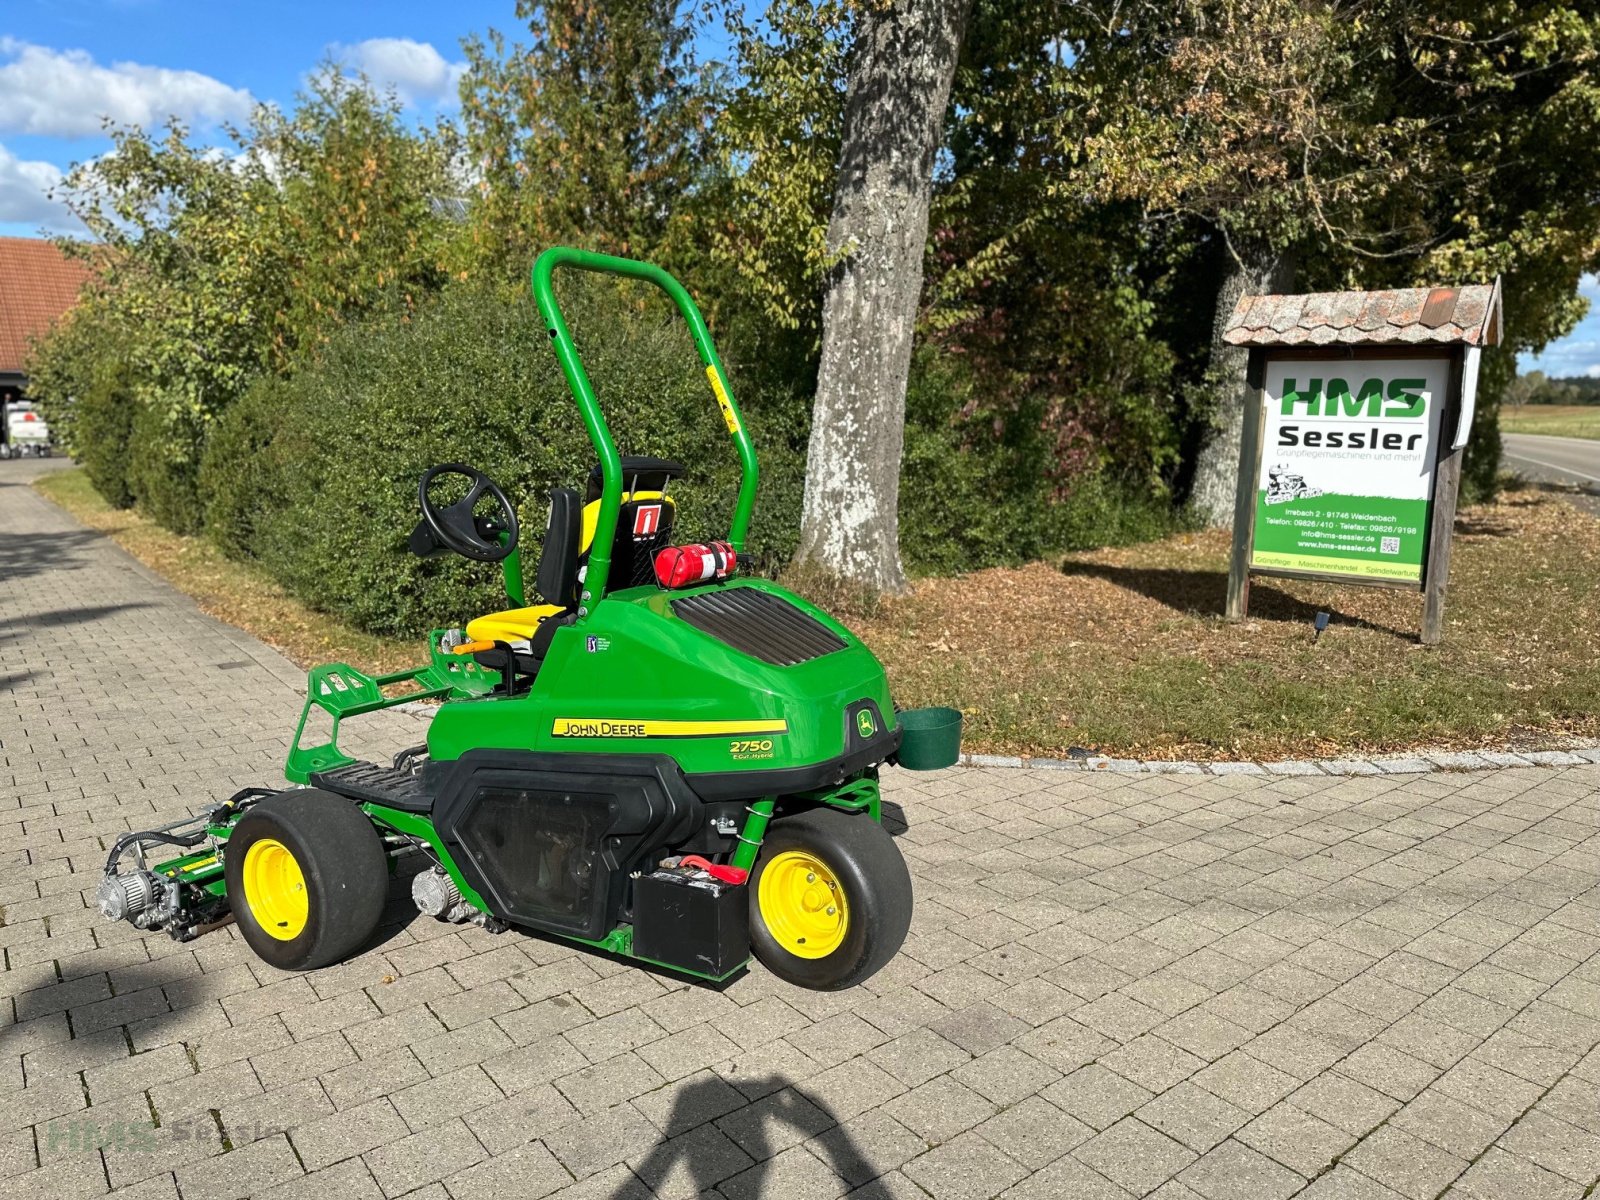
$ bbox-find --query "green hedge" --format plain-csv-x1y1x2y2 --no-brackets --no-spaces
71,358,141,511
205,277,810,635
125,404,207,535
899,349,1177,574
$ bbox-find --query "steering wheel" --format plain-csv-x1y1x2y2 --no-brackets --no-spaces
417,464,520,563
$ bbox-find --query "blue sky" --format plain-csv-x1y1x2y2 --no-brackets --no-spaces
0,0,517,238
1,1,1593,377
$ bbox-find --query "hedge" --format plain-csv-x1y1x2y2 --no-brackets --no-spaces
201,276,810,634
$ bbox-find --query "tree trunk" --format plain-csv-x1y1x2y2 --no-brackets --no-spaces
1188,246,1296,526
795,0,972,593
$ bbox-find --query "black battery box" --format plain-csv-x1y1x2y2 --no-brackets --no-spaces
632,868,750,979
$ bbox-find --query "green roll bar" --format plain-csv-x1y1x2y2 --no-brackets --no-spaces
530,247,758,616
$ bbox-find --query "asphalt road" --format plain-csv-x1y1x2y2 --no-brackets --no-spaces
1502,431,1600,516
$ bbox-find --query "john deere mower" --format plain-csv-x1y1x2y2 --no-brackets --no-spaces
97,248,958,990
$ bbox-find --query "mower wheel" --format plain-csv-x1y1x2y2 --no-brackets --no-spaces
750,807,912,990
224,790,388,972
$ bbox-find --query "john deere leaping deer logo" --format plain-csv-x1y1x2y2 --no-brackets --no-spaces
856,709,877,739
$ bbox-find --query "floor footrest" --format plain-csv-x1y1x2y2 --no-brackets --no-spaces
310,761,431,813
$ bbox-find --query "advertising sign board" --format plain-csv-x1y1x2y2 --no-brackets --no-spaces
1251,357,1448,583
1220,282,1502,644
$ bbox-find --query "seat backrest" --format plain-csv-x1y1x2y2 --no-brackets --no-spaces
537,487,581,608
577,458,685,594
606,495,678,590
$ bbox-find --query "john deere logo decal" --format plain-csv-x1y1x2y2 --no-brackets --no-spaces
856,709,876,739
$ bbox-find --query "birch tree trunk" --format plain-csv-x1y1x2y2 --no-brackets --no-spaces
795,0,972,593
1188,245,1296,526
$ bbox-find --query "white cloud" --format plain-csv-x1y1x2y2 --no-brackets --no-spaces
0,142,79,232
330,38,466,107
0,38,255,138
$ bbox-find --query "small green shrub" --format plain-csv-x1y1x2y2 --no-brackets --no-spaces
200,376,300,559
125,401,206,536
70,358,141,510
899,348,1177,575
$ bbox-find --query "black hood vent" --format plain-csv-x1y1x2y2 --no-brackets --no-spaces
672,588,848,666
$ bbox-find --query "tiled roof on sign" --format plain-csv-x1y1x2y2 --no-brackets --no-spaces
0,237,94,376
1223,280,1501,348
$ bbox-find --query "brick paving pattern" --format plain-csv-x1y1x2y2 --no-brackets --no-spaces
3,459,1599,1199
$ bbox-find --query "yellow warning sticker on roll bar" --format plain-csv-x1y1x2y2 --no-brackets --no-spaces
706,366,740,434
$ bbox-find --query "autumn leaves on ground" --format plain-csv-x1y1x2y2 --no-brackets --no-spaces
37,469,1600,763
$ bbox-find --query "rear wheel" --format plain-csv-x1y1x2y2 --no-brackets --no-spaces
224,790,388,971
750,807,912,990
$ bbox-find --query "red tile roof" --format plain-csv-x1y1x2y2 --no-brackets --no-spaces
1223,280,1502,349
0,237,94,376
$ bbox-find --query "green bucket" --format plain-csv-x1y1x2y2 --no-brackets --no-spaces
895,706,963,770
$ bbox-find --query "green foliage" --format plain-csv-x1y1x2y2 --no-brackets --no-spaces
25,296,141,508
32,0,1600,606
28,68,457,533
199,376,301,557
458,1,718,273
126,404,205,535
899,349,1179,575
708,0,849,370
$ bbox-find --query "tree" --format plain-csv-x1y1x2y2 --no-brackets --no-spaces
1063,1,1401,523
457,0,719,273
924,0,1185,502
795,0,973,593
31,68,455,530
1060,0,1600,517
708,0,850,379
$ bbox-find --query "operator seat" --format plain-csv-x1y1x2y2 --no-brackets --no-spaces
465,457,686,657
465,487,581,668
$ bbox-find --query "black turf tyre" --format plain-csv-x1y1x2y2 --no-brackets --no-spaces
224,790,388,972
749,807,913,990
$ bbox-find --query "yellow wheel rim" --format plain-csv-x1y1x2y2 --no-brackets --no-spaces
758,850,848,959
241,838,309,941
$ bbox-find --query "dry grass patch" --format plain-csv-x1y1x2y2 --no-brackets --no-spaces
855,486,1600,760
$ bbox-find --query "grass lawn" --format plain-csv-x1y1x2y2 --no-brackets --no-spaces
1500,404,1600,440
37,467,1600,762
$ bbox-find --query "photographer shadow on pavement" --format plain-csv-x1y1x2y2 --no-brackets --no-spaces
613,1073,870,1199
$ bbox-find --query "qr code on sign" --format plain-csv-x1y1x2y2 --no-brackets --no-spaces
1380,536,1400,555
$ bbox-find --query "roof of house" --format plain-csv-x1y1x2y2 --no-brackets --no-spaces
0,236,94,376
1222,280,1502,349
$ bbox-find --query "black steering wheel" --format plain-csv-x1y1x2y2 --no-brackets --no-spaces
417,464,519,563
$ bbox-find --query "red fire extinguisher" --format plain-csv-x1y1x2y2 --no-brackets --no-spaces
654,541,737,589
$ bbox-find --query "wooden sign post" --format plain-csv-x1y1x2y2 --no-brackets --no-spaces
1222,281,1502,644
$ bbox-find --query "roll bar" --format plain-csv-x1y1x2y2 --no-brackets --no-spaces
530,247,758,615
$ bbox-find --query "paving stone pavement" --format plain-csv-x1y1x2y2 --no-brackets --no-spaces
3,461,1600,1200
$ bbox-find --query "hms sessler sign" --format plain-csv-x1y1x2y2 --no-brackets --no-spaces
1251,358,1447,583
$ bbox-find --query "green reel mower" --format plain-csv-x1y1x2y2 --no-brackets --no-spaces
97,248,958,991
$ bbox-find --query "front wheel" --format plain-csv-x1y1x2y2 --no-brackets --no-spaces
750,807,913,990
224,790,388,971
